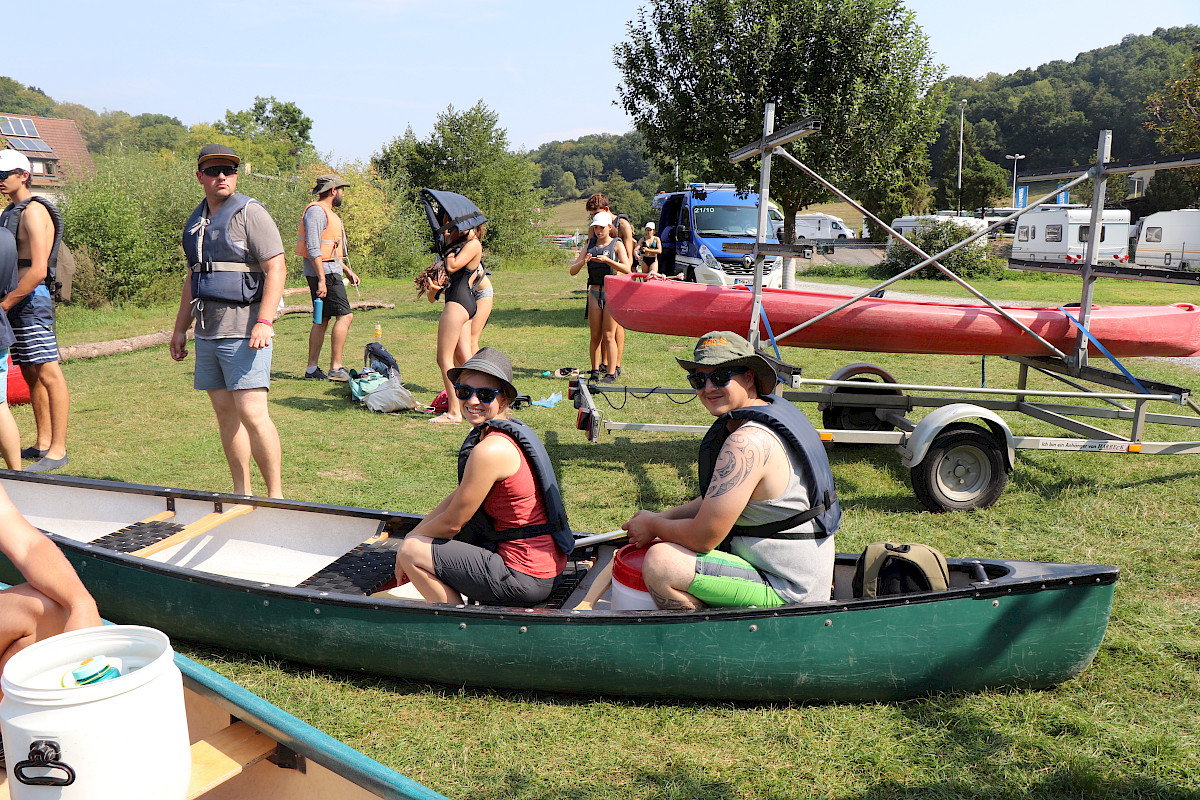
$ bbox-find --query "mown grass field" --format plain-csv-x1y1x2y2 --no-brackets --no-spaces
21,263,1200,799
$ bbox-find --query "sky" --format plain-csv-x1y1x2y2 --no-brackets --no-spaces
7,1,1197,165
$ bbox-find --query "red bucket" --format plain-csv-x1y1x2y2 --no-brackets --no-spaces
7,358,30,406
611,545,656,610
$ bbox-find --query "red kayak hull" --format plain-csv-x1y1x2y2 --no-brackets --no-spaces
604,276,1200,358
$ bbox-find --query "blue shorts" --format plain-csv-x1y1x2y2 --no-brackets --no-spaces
193,337,272,392
0,349,9,404
7,288,59,365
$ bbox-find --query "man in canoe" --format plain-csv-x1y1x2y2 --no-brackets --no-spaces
622,331,841,609
0,485,101,674
170,145,286,498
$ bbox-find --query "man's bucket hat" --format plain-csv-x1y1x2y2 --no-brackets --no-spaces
676,331,778,395
313,174,350,194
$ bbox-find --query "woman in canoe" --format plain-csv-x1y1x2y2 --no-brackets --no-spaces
569,211,630,383
396,348,574,605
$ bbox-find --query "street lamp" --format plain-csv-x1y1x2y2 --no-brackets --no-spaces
956,99,967,215
1005,153,1025,207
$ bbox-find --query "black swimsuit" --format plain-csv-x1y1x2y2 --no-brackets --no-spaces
443,241,478,318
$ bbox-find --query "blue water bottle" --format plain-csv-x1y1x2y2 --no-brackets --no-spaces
312,297,323,324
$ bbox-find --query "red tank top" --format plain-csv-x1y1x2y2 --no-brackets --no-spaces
482,430,565,579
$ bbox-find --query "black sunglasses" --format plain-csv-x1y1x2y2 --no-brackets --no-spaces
200,165,238,177
454,384,501,404
686,366,749,390
0,169,21,181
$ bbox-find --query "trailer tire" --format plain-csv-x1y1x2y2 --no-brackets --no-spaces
910,423,1009,512
821,378,898,444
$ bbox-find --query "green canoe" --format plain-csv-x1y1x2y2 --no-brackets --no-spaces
0,471,1117,703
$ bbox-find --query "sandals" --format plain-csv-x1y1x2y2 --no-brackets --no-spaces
553,367,579,378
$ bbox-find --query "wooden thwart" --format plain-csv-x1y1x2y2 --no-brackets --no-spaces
186,720,278,798
133,505,253,557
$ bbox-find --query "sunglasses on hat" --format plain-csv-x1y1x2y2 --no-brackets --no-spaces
686,366,749,390
200,165,238,178
454,384,501,404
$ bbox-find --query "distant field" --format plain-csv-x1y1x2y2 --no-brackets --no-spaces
545,197,865,235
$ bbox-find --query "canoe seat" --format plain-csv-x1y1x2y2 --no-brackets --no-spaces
533,559,593,609
90,519,187,553
298,539,401,595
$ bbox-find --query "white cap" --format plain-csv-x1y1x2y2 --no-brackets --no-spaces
590,211,614,228
644,222,655,229
0,150,31,173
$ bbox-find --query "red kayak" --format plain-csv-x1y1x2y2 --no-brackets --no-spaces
604,276,1200,357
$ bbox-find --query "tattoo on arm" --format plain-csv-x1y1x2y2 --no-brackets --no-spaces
707,429,768,499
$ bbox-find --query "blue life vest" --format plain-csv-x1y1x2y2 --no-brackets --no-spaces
1,196,63,298
182,193,264,304
457,417,574,555
698,395,841,541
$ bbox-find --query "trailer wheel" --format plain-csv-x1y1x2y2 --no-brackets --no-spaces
910,423,1009,512
821,378,898,438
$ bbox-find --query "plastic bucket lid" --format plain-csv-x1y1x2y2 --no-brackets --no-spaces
612,544,649,593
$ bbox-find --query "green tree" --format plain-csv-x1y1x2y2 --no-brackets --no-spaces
874,218,1001,281
936,125,1009,212
1145,42,1200,201
615,0,943,243
401,101,546,264
216,96,314,171
0,77,55,116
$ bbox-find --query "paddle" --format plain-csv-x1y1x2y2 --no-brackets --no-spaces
572,528,628,549
573,560,614,611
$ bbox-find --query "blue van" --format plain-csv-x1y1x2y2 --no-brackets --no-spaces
652,184,785,288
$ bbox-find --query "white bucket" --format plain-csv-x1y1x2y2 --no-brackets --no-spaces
611,545,658,611
1,626,191,800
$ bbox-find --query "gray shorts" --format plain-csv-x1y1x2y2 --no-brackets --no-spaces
193,337,272,391
431,538,555,606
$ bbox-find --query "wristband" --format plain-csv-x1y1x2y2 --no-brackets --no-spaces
255,318,273,326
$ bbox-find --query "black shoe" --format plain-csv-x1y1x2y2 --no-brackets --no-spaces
304,367,328,380
20,446,47,460
587,370,600,383
599,363,607,375
615,366,623,378
601,373,616,384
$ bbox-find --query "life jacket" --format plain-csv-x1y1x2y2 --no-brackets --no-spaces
698,395,842,542
1,195,63,298
183,193,264,305
457,418,574,555
294,202,346,262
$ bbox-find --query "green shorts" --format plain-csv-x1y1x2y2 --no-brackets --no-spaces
688,550,786,608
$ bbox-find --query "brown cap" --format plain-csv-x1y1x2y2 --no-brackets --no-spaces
197,144,240,167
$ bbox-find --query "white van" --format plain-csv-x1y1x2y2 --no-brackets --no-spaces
1133,209,1200,270
773,212,856,242
1010,206,1130,265
888,215,989,253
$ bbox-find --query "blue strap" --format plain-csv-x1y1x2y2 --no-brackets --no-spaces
1057,307,1149,394
758,303,783,360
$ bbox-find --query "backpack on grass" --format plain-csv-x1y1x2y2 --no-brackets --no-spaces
852,542,950,598
364,342,400,378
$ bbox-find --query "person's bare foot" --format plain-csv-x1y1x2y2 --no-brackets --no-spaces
429,413,461,424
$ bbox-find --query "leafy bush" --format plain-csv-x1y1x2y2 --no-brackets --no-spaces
872,218,1003,281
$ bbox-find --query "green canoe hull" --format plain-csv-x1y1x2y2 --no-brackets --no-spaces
0,472,1117,702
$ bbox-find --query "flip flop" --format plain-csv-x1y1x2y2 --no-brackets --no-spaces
553,367,579,378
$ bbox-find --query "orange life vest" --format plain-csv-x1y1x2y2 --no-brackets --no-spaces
295,203,346,262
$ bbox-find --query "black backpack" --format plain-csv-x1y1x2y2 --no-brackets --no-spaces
364,342,399,379
852,542,950,598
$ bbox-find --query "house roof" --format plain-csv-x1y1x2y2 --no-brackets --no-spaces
0,115,95,188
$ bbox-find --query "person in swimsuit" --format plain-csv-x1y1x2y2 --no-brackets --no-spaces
396,347,569,606
569,211,629,383
430,219,486,424
584,194,634,379
635,222,662,275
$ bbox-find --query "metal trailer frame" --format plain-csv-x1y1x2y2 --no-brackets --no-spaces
569,111,1200,512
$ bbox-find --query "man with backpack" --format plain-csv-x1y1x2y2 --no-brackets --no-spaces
622,331,841,609
0,150,70,473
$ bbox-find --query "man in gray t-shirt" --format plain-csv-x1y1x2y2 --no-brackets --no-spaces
298,175,359,382
170,144,286,498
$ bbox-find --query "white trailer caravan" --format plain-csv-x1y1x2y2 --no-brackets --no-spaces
1010,206,1130,265
1133,208,1200,270
887,215,989,253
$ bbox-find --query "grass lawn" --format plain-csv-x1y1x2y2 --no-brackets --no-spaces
19,264,1200,799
